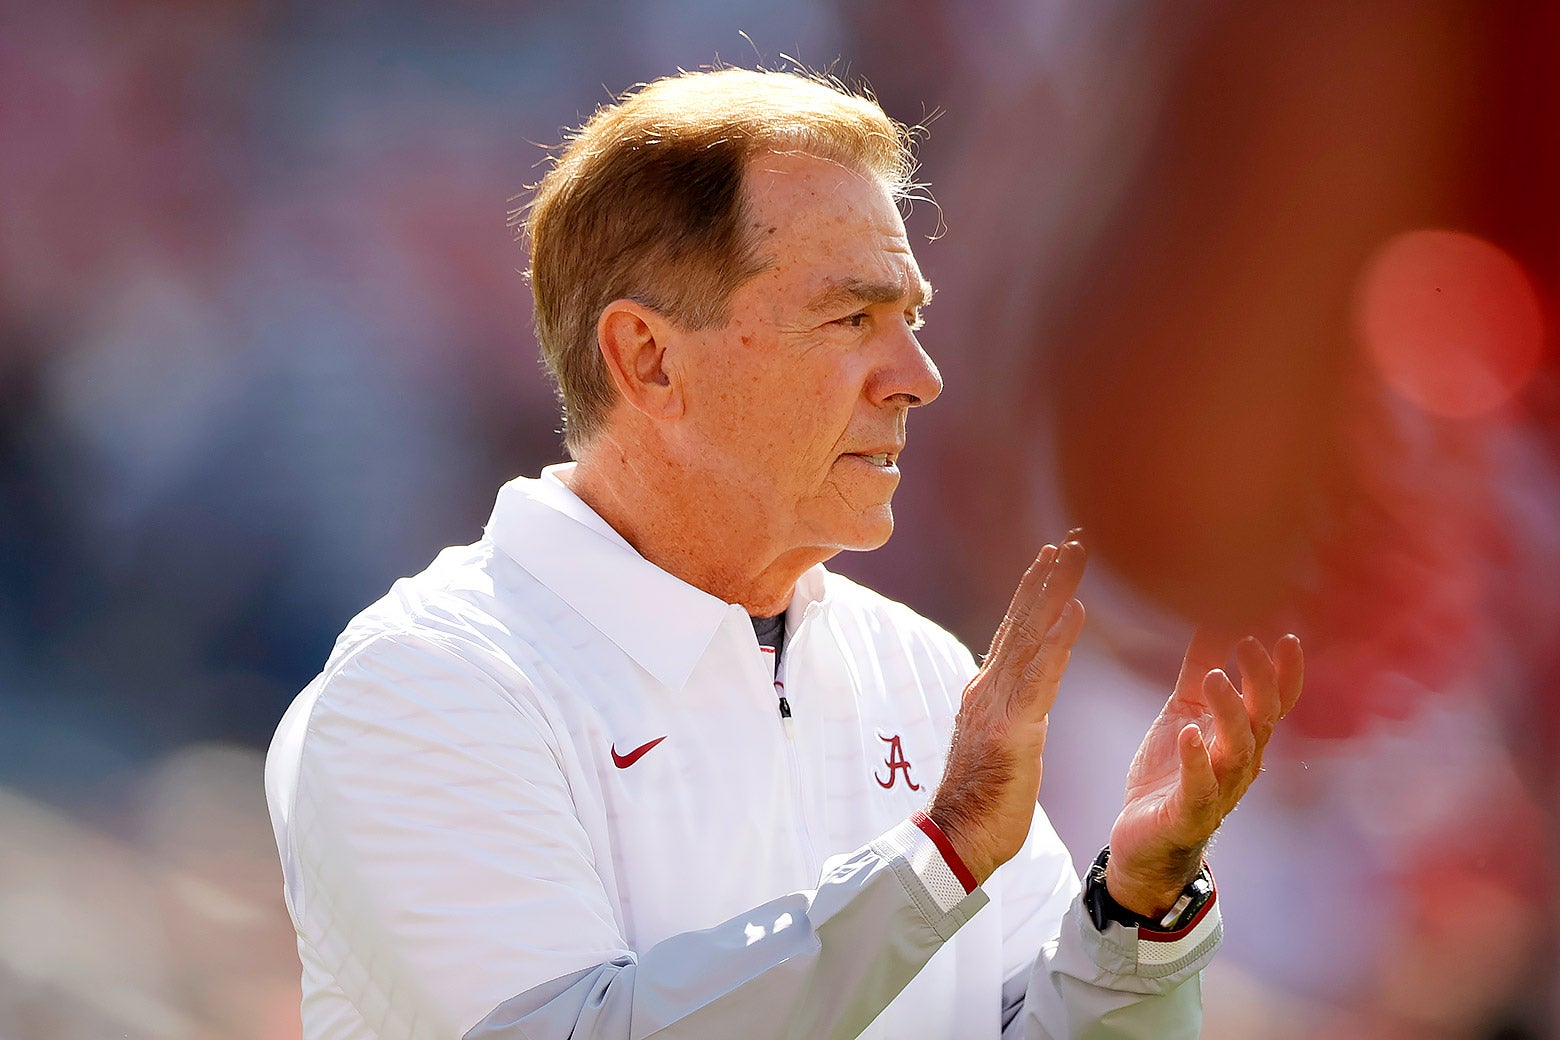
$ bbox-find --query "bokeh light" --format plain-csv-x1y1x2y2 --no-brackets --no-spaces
1356,229,1545,419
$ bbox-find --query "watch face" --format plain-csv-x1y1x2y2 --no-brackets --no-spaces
1157,871,1215,931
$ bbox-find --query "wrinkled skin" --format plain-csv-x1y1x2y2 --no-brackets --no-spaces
930,538,1304,916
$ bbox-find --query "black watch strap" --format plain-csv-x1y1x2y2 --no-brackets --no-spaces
1083,845,1215,933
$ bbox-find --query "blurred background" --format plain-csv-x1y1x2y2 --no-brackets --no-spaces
2,0,1557,1037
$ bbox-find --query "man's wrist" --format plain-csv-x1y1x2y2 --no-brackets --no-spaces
1089,845,1215,932
1102,843,1207,919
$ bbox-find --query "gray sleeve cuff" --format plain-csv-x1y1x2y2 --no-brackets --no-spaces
1000,894,1220,1039
870,815,986,940
1083,892,1222,984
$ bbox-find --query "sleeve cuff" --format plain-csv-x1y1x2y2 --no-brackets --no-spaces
870,813,977,916
1133,885,1220,968
910,811,979,894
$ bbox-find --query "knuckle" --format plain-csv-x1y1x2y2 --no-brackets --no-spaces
1021,650,1064,687
1000,695,1029,729
1007,626,1043,653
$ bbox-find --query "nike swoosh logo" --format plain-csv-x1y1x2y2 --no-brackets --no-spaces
611,736,666,769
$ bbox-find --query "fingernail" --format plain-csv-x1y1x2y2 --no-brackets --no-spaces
1191,729,1204,748
1066,526,1085,542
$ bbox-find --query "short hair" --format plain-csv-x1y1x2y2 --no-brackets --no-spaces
518,67,919,454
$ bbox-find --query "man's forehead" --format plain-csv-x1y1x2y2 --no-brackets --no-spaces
744,150,897,221
740,151,930,311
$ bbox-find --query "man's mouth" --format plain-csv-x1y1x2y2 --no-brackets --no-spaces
856,452,896,467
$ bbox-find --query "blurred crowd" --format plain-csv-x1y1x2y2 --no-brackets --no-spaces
2,1,1557,1037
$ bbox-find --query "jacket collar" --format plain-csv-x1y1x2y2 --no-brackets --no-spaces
485,464,830,691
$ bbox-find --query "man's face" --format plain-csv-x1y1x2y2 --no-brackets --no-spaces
671,151,942,560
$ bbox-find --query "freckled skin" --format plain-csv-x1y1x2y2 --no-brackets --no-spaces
566,152,942,615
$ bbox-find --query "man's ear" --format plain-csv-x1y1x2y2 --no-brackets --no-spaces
596,300,684,422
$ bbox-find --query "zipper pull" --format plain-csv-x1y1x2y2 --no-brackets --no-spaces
778,694,795,739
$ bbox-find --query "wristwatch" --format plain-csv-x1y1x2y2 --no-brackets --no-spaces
1083,845,1215,933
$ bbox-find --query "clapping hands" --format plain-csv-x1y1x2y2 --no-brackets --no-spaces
930,534,1304,906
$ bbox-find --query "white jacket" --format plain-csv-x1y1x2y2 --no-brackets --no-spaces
265,466,1219,1039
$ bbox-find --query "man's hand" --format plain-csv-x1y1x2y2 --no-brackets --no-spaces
927,537,1088,884
1105,629,1305,918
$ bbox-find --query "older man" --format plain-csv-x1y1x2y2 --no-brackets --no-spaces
265,68,1302,1040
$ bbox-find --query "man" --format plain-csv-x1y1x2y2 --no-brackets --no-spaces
265,67,1302,1039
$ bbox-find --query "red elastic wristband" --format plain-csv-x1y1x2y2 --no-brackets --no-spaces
911,811,979,894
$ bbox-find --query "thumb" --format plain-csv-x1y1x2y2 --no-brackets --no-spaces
1176,723,1219,814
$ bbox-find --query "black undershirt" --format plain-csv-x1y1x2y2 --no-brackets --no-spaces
751,612,789,720
750,612,786,660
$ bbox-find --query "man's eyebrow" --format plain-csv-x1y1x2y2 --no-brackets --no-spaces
804,276,935,314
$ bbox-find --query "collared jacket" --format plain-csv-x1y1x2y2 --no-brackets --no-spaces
265,467,1219,1040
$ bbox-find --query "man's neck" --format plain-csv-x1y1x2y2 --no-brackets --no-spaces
560,448,820,617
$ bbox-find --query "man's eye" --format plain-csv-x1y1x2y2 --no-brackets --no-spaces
836,313,868,328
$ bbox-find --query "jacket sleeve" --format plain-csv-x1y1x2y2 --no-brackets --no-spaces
269,632,987,1040
994,809,1221,1039
468,815,986,1040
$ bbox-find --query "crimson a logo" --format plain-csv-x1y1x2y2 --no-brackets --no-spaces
874,733,920,791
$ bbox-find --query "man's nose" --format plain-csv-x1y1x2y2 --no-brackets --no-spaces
875,327,943,408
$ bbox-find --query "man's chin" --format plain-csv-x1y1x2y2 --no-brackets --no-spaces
839,506,895,552
799,497,896,554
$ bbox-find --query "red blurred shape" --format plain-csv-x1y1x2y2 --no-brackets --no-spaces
1356,229,1545,419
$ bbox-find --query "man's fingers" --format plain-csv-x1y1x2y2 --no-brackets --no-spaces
1235,636,1281,743
1040,539,1088,620
1275,633,1304,719
985,544,1057,663
989,538,1087,667
1174,626,1236,703
1202,667,1255,773
1018,598,1085,705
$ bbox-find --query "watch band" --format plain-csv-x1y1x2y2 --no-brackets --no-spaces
1083,845,1215,933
